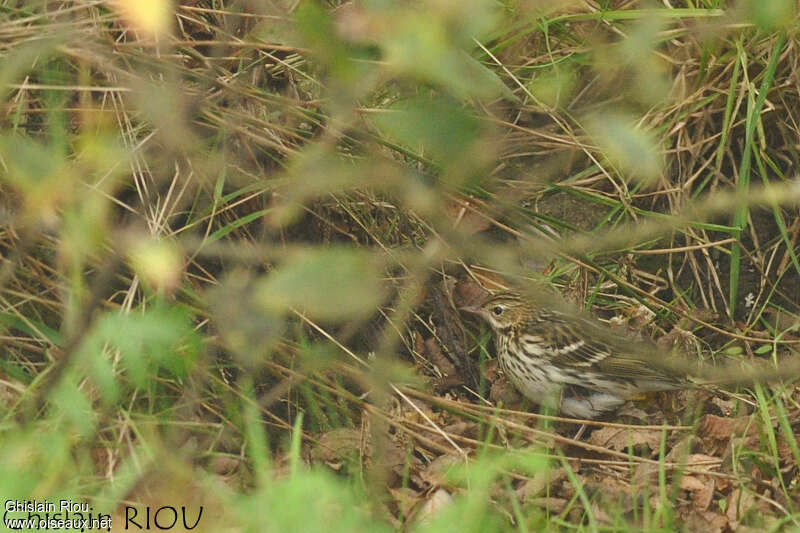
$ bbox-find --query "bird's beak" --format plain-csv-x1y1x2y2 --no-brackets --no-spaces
459,305,481,315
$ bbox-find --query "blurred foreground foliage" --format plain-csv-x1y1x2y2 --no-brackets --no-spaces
1,0,799,530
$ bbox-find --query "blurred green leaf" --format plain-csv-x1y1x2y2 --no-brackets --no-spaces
248,18,297,45
418,450,549,533
295,0,358,82
61,193,111,263
459,52,518,102
86,347,119,405
210,271,285,366
0,135,73,211
754,344,773,355
256,247,384,321
78,305,200,390
619,15,671,104
0,358,33,385
239,469,391,533
584,111,663,186
382,15,506,99
295,0,339,60
445,449,549,485
0,433,40,499
725,345,743,356
0,310,61,345
289,145,363,193
744,0,796,30
128,237,184,293
273,146,394,225
0,39,59,103
0,428,76,501
527,66,577,108
372,96,482,165
52,374,97,436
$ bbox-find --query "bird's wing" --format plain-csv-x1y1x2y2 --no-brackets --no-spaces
523,310,684,387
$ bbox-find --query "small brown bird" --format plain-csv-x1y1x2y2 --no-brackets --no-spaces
461,290,687,419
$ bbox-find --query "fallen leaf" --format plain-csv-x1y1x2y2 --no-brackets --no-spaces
444,197,492,234
389,487,422,519
777,436,798,465
442,422,478,440
615,403,654,423
417,335,458,384
699,414,755,441
312,428,367,467
209,456,241,476
489,374,523,407
415,488,454,525
726,488,759,528
590,501,612,524
680,475,715,511
587,426,662,453
420,454,463,489
683,509,728,533
683,454,722,472
528,497,568,514
516,469,567,501
710,396,736,416
453,280,491,309
657,325,698,353
458,271,509,296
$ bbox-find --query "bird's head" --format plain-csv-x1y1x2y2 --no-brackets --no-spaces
460,291,527,331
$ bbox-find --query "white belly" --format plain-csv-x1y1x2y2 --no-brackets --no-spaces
497,342,626,419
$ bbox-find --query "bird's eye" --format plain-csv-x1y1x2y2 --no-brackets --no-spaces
492,306,504,316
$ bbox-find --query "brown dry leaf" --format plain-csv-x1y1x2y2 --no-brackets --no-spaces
699,414,756,441
483,358,501,381
375,439,410,474
413,330,425,357
516,469,567,501
528,497,568,514
489,374,523,406
587,426,662,454
389,487,422,520
585,476,641,515
616,403,654,423
710,396,737,416
442,421,478,440
726,488,759,528
419,335,458,383
590,501,612,525
632,462,659,489
398,394,441,428
313,427,415,485
777,436,798,465
312,428,367,467
484,358,523,407
414,488,454,526
683,509,728,533
684,454,722,472
632,452,720,491
209,456,242,476
420,454,463,489
657,325,698,353
426,423,476,452
680,475,715,511
453,280,491,309
663,435,694,463
444,197,492,234
463,269,510,292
